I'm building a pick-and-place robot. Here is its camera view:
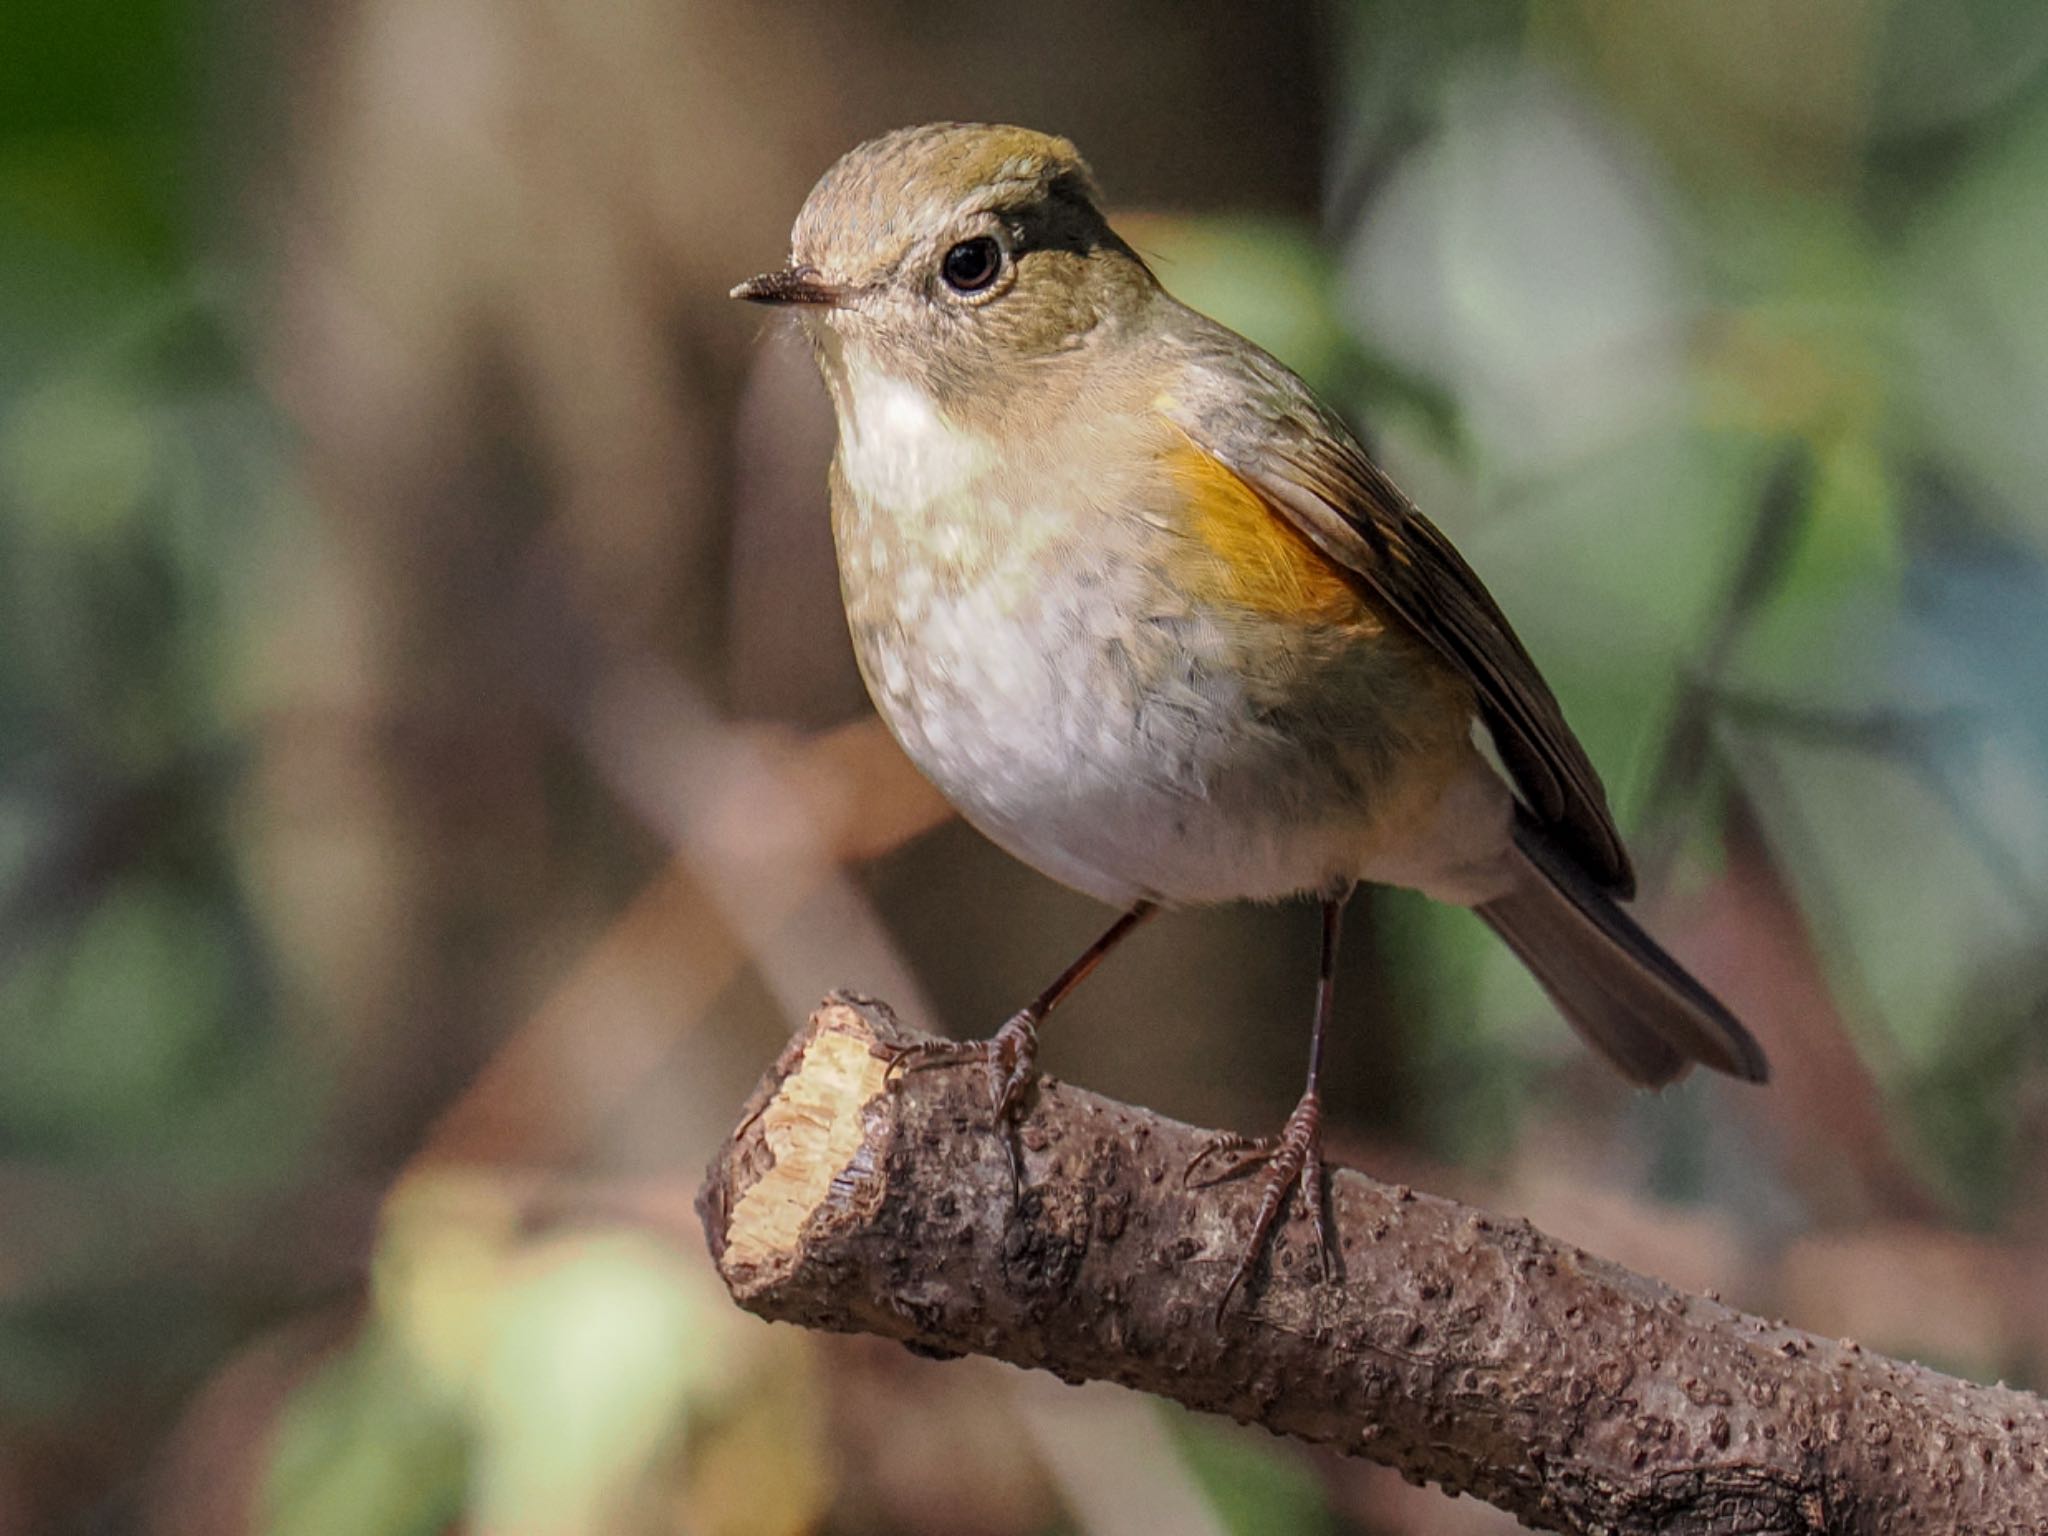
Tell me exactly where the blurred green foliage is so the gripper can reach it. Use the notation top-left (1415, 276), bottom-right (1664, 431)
top-left (0, 0), bottom-right (189, 267)
top-left (1167, 1408), bottom-right (1337, 1536)
top-left (270, 1181), bottom-right (763, 1536)
top-left (1301, 0), bottom-right (2048, 1203)
top-left (1, 0), bottom-right (311, 1433)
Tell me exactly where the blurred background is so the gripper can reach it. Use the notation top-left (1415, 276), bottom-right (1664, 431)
top-left (5, 0), bottom-right (2048, 1531)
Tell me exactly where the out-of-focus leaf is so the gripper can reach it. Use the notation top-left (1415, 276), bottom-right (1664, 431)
top-left (1797, 431), bottom-right (1903, 596)
top-left (1908, 553), bottom-right (2048, 860)
top-left (1340, 56), bottom-right (1693, 477)
top-left (0, 228), bottom-right (150, 381)
top-left (1464, 421), bottom-right (1772, 824)
top-left (1334, 0), bottom-right (1533, 212)
top-left (1119, 213), bottom-right (1345, 392)
top-left (264, 1330), bottom-right (467, 1536)
top-left (1870, 0), bottom-right (2048, 138)
top-left (0, 877), bottom-right (237, 1139)
top-left (372, 1174), bottom-right (528, 1410)
top-left (1333, 50), bottom-right (1783, 1144)
top-left (0, 0), bottom-right (190, 267)
top-left (0, 374), bottom-right (159, 541)
top-left (365, 1175), bottom-right (796, 1535)
top-left (1902, 94), bottom-right (2048, 551)
top-left (1727, 718), bottom-right (2028, 1069)
top-left (470, 1233), bottom-right (716, 1534)
top-left (1728, 438), bottom-right (1902, 698)
top-left (1899, 1006), bottom-right (2037, 1229)
top-left (1164, 1407), bottom-right (1334, 1536)
top-left (1713, 534), bottom-right (2048, 1217)
top-left (1721, 548), bottom-right (2048, 1074)
top-left (1692, 195), bottom-right (1894, 439)
top-left (680, 1327), bottom-right (832, 1536)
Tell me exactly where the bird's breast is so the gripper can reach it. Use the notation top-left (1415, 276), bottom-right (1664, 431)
top-left (824, 378), bottom-right (1475, 905)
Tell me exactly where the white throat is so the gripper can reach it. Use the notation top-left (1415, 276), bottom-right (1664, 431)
top-left (835, 370), bottom-right (992, 513)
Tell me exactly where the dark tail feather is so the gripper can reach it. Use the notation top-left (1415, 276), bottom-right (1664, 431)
top-left (1477, 809), bottom-right (1769, 1088)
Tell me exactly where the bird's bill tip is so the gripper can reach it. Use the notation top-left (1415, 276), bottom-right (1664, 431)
top-left (730, 267), bottom-right (845, 306)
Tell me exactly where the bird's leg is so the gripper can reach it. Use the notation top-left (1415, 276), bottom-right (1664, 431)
top-left (1186, 894), bottom-right (1347, 1318)
top-left (880, 901), bottom-right (1157, 1180)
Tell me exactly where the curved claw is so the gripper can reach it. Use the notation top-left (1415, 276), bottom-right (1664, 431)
top-left (878, 1037), bottom-right (982, 1089)
top-left (1183, 1132), bottom-right (1271, 1189)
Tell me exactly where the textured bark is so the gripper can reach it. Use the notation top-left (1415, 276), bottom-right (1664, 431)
top-left (697, 998), bottom-right (2048, 1535)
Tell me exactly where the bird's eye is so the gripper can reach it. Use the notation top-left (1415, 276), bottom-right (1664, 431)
top-left (940, 237), bottom-right (1003, 294)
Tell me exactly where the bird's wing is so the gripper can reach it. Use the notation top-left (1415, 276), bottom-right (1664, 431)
top-left (1166, 349), bottom-right (1635, 896)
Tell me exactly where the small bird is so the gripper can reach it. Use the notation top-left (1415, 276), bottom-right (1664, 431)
top-left (734, 123), bottom-right (1767, 1305)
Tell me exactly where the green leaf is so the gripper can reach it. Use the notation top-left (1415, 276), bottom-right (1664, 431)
top-left (265, 1331), bottom-right (469, 1536)
top-left (1901, 93), bottom-right (2048, 550)
top-left (1164, 1406), bottom-right (1335, 1536)
top-left (1462, 421), bottom-right (1773, 824)
top-left (1122, 213), bottom-right (1345, 392)
top-left (468, 1234), bottom-right (715, 1532)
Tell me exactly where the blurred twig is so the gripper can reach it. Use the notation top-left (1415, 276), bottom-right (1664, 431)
top-left (1625, 446), bottom-right (1945, 1222)
top-left (412, 714), bottom-right (947, 1169)
top-left (1682, 801), bottom-right (1944, 1224)
top-left (1635, 442), bottom-right (1810, 876)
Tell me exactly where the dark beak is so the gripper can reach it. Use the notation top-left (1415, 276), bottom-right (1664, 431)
top-left (730, 266), bottom-right (847, 307)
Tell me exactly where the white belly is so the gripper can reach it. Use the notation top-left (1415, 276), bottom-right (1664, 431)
top-left (851, 567), bottom-right (1397, 908)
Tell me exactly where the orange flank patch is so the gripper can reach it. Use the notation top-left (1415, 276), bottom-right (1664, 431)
top-left (1163, 440), bottom-right (1378, 630)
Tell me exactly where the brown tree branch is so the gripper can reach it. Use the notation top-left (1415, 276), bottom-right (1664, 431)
top-left (696, 998), bottom-right (2048, 1536)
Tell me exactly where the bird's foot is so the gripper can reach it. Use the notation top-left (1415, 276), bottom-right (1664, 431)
top-left (877, 1009), bottom-right (1042, 1193)
top-left (880, 1009), bottom-right (1042, 1119)
top-left (1185, 1090), bottom-right (1334, 1319)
